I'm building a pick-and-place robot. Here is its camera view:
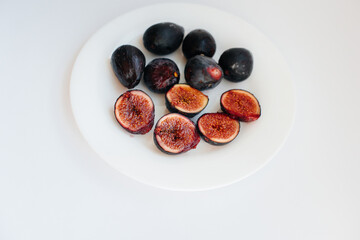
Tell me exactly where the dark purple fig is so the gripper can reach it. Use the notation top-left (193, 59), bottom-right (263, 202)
top-left (143, 22), bottom-right (184, 55)
top-left (111, 45), bottom-right (145, 88)
top-left (144, 58), bottom-right (180, 93)
top-left (182, 29), bottom-right (216, 59)
top-left (218, 48), bottom-right (253, 82)
top-left (185, 55), bottom-right (223, 90)
top-left (114, 90), bottom-right (154, 134)
top-left (154, 113), bottom-right (200, 154)
top-left (220, 89), bottom-right (261, 122)
top-left (165, 84), bottom-right (208, 118)
top-left (197, 113), bottom-right (240, 145)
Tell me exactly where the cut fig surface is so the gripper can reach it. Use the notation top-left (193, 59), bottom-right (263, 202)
top-left (154, 113), bottom-right (200, 154)
top-left (165, 84), bottom-right (209, 117)
top-left (197, 113), bottom-right (240, 145)
top-left (114, 90), bottom-right (155, 134)
top-left (144, 58), bottom-right (180, 93)
top-left (220, 89), bottom-right (261, 122)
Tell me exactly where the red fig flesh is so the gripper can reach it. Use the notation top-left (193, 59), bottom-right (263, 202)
top-left (114, 90), bottom-right (155, 134)
top-left (220, 89), bottom-right (261, 122)
top-left (197, 113), bottom-right (240, 145)
top-left (144, 58), bottom-right (180, 93)
top-left (165, 84), bottom-right (208, 118)
top-left (154, 113), bottom-right (200, 154)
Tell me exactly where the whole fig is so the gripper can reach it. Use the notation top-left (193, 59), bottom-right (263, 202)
top-left (111, 45), bottom-right (145, 89)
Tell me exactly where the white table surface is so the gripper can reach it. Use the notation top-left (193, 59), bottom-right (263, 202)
top-left (1, 0), bottom-right (359, 239)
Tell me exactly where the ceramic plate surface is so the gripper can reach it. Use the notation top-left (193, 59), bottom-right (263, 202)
top-left (70, 3), bottom-right (295, 191)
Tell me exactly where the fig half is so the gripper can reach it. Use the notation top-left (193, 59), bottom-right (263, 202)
top-left (197, 113), bottom-right (240, 145)
top-left (144, 58), bottom-right (180, 93)
top-left (220, 89), bottom-right (261, 122)
top-left (165, 84), bottom-right (209, 118)
top-left (114, 90), bottom-right (155, 134)
top-left (154, 113), bottom-right (200, 154)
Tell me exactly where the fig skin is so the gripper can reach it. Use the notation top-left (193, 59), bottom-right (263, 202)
top-left (154, 113), bottom-right (200, 154)
top-left (182, 29), bottom-right (216, 59)
top-left (220, 89), bottom-right (261, 122)
top-left (114, 90), bottom-right (155, 134)
top-left (144, 58), bottom-right (180, 93)
top-left (111, 45), bottom-right (145, 89)
top-left (165, 84), bottom-right (209, 118)
top-left (143, 22), bottom-right (184, 55)
top-left (197, 113), bottom-right (240, 145)
top-left (218, 48), bottom-right (253, 82)
top-left (185, 55), bottom-right (223, 91)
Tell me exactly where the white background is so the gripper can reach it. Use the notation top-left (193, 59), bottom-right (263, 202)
top-left (1, 0), bottom-right (359, 239)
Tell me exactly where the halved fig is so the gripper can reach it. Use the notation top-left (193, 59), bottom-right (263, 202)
top-left (220, 89), bottom-right (261, 122)
top-left (165, 84), bottom-right (209, 118)
top-left (154, 113), bottom-right (200, 154)
top-left (144, 58), bottom-right (180, 93)
top-left (114, 90), bottom-right (155, 134)
top-left (197, 113), bottom-right (240, 145)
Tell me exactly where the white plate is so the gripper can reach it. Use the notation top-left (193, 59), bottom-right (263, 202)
top-left (70, 3), bottom-right (295, 191)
